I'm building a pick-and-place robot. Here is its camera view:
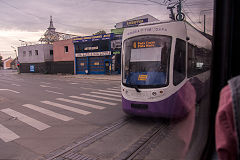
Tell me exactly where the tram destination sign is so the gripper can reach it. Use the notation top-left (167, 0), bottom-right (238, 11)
top-left (75, 51), bottom-right (111, 57)
top-left (133, 41), bottom-right (156, 49)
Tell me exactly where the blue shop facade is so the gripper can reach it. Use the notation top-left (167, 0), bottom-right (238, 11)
top-left (73, 33), bottom-right (121, 74)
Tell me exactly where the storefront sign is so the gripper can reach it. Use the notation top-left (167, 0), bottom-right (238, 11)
top-left (73, 33), bottom-right (114, 43)
top-left (76, 51), bottom-right (111, 57)
top-left (30, 65), bottom-right (35, 72)
top-left (123, 18), bottom-right (148, 28)
top-left (111, 28), bottom-right (124, 35)
top-left (113, 51), bottom-right (121, 54)
top-left (84, 46), bottom-right (98, 51)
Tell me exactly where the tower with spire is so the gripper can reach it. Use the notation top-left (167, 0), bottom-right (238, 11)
top-left (48, 16), bottom-right (56, 32)
top-left (39, 16), bottom-right (59, 44)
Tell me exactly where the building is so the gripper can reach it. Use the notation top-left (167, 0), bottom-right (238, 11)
top-left (18, 44), bottom-right (53, 73)
top-left (52, 39), bottom-right (75, 74)
top-left (10, 58), bottom-right (18, 69)
top-left (70, 14), bottom-right (159, 75)
top-left (73, 34), bottom-right (114, 74)
top-left (18, 16), bottom-right (78, 74)
top-left (3, 57), bottom-right (13, 69)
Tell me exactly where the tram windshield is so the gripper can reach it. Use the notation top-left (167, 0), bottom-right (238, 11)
top-left (122, 35), bottom-right (172, 88)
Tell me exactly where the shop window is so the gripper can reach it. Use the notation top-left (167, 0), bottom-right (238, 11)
top-left (64, 46), bottom-right (68, 53)
top-left (23, 51), bottom-right (26, 57)
top-left (173, 38), bottom-right (186, 86)
top-left (94, 62), bottom-right (100, 66)
top-left (29, 51), bottom-right (32, 56)
top-left (50, 50), bottom-right (53, 56)
top-left (35, 50), bottom-right (38, 56)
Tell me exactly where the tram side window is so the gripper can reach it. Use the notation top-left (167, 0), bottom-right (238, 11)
top-left (187, 43), bottom-right (197, 77)
top-left (173, 38), bottom-right (186, 86)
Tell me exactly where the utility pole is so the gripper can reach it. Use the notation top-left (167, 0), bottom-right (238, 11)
top-left (199, 9), bottom-right (213, 34)
top-left (204, 14), bottom-right (206, 33)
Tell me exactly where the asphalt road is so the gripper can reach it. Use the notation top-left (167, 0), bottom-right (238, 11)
top-left (0, 70), bottom-right (210, 160)
top-left (0, 70), bottom-right (127, 160)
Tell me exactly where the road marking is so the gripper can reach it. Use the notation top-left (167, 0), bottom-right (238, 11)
top-left (0, 124), bottom-right (20, 142)
top-left (98, 89), bottom-right (121, 94)
top-left (113, 86), bottom-right (120, 89)
top-left (80, 87), bottom-right (95, 90)
top-left (0, 89), bottom-right (20, 93)
top-left (70, 83), bottom-right (78, 85)
top-left (90, 92), bottom-right (122, 98)
top-left (45, 90), bottom-right (64, 95)
top-left (56, 98), bottom-right (105, 110)
top-left (11, 84), bottom-right (21, 87)
top-left (81, 94), bottom-right (121, 102)
top-left (40, 85), bottom-right (60, 89)
top-left (22, 104), bottom-right (73, 122)
top-left (70, 96), bottom-right (117, 106)
top-left (41, 101), bottom-right (91, 115)
top-left (107, 88), bottom-right (121, 91)
top-left (1, 108), bottom-right (50, 131)
top-left (41, 82), bottom-right (51, 84)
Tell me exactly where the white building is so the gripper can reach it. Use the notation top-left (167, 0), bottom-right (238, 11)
top-left (18, 44), bottom-right (53, 63)
top-left (17, 44), bottom-right (53, 73)
top-left (3, 57), bottom-right (13, 69)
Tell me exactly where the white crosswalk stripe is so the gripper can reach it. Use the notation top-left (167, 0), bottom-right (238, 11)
top-left (22, 104), bottom-right (73, 121)
top-left (45, 90), bottom-right (64, 95)
top-left (41, 101), bottom-right (91, 115)
top-left (56, 98), bottom-right (105, 110)
top-left (107, 88), bottom-right (121, 91)
top-left (0, 124), bottom-right (20, 142)
top-left (70, 96), bottom-right (117, 106)
top-left (113, 86), bottom-right (120, 89)
top-left (1, 108), bottom-right (50, 131)
top-left (90, 92), bottom-right (122, 98)
top-left (80, 94), bottom-right (121, 102)
top-left (98, 89), bottom-right (121, 94)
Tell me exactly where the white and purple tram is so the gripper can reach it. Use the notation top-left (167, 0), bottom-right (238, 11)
top-left (121, 21), bottom-right (212, 118)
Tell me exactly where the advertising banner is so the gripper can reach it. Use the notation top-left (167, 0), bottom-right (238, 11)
top-left (73, 33), bottom-right (114, 43)
top-left (123, 18), bottom-right (148, 28)
top-left (75, 51), bottom-right (111, 57)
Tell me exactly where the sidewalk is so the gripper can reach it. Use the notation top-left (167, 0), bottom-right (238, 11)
top-left (62, 74), bottom-right (121, 81)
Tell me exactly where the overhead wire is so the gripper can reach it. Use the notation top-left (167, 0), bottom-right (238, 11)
top-left (181, 1), bottom-right (203, 31)
top-left (90, 0), bottom-right (155, 5)
top-left (0, 0), bottom-right (44, 20)
top-left (0, 0), bottom-right (104, 32)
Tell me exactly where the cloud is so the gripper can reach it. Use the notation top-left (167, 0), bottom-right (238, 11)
top-left (0, 0), bottom-right (214, 55)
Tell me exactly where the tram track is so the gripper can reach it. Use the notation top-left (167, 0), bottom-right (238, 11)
top-left (44, 117), bottom-right (131, 160)
top-left (43, 117), bottom-right (170, 160)
top-left (114, 120), bottom-right (170, 160)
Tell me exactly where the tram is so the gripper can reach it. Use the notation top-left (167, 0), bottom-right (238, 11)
top-left (121, 20), bottom-right (212, 118)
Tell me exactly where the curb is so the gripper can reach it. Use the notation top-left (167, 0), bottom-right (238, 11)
top-left (62, 75), bottom-right (121, 81)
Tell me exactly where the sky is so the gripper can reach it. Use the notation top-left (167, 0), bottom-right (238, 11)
top-left (0, 0), bottom-right (213, 59)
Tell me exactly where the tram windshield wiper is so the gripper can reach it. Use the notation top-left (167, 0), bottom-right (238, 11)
top-left (133, 85), bottom-right (141, 92)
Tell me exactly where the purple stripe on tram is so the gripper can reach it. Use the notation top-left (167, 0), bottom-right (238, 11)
top-left (122, 81), bottom-right (196, 119)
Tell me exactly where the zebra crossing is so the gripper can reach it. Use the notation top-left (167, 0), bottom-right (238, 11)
top-left (0, 86), bottom-right (121, 143)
